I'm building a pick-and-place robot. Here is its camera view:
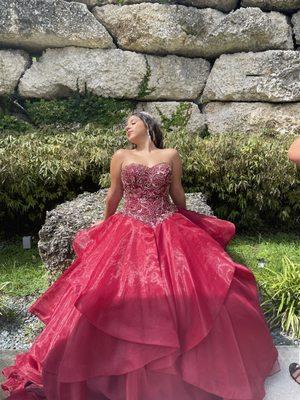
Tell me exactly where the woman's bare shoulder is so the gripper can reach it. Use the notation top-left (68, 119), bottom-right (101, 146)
top-left (163, 148), bottom-right (181, 159)
top-left (113, 148), bottom-right (130, 155)
top-left (164, 147), bottom-right (179, 153)
top-left (111, 149), bottom-right (131, 159)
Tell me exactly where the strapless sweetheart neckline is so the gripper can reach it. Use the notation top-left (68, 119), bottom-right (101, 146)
top-left (121, 161), bottom-right (172, 173)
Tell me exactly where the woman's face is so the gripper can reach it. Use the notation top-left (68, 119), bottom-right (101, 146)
top-left (125, 116), bottom-right (147, 143)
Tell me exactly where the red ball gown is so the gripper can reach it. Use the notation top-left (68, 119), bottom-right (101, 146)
top-left (1, 162), bottom-right (280, 400)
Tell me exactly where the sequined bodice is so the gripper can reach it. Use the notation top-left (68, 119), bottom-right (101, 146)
top-left (119, 162), bottom-right (178, 228)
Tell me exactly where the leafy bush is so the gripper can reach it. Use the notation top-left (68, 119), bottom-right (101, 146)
top-left (170, 129), bottom-right (299, 230)
top-left (0, 127), bottom-right (298, 234)
top-left (258, 256), bottom-right (300, 339)
top-left (0, 127), bottom-right (127, 233)
top-left (0, 114), bottom-right (32, 133)
top-left (1, 84), bottom-right (135, 132)
top-left (24, 83), bottom-right (135, 128)
top-left (0, 94), bottom-right (32, 133)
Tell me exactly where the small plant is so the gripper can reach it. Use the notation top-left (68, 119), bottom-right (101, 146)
top-left (258, 256), bottom-right (300, 339)
top-left (137, 56), bottom-right (156, 98)
top-left (156, 102), bottom-right (192, 131)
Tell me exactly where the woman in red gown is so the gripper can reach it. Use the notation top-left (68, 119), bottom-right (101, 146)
top-left (1, 111), bottom-right (280, 400)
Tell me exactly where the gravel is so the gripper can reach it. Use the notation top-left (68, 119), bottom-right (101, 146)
top-left (0, 294), bottom-right (299, 351)
top-left (0, 295), bottom-right (44, 350)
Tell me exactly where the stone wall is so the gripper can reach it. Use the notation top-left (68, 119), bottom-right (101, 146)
top-left (0, 0), bottom-right (300, 134)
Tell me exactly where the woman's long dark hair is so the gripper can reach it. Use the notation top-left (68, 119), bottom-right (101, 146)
top-left (129, 111), bottom-right (164, 149)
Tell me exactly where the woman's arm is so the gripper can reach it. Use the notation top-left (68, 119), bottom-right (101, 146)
top-left (103, 149), bottom-right (125, 220)
top-left (169, 149), bottom-right (186, 209)
top-left (288, 137), bottom-right (300, 164)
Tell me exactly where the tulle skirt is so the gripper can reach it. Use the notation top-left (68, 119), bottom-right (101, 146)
top-left (1, 207), bottom-right (280, 400)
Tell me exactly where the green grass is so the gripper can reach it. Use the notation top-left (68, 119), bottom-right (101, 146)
top-left (0, 236), bottom-right (49, 297)
top-left (227, 232), bottom-right (300, 278)
top-left (0, 232), bottom-right (299, 298)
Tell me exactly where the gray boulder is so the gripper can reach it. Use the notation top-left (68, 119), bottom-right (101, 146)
top-left (292, 11), bottom-right (300, 46)
top-left (70, 0), bottom-right (238, 12)
top-left (38, 189), bottom-right (108, 282)
top-left (93, 4), bottom-right (293, 58)
top-left (241, 0), bottom-right (300, 11)
top-left (64, 0), bottom-right (98, 6)
top-left (202, 50), bottom-right (300, 102)
top-left (18, 47), bottom-right (210, 100)
top-left (0, 50), bottom-right (30, 95)
top-left (203, 101), bottom-right (300, 135)
top-left (0, 0), bottom-right (115, 52)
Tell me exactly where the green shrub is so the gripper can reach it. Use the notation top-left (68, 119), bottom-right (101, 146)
top-left (0, 127), bottom-right (127, 233)
top-left (0, 95), bottom-right (32, 133)
top-left (0, 114), bottom-right (32, 133)
top-left (170, 129), bottom-right (299, 231)
top-left (25, 84), bottom-right (135, 128)
top-left (0, 127), bottom-right (298, 234)
top-left (258, 256), bottom-right (300, 339)
top-left (1, 85), bottom-right (135, 130)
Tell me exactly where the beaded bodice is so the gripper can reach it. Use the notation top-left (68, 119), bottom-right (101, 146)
top-left (119, 162), bottom-right (178, 228)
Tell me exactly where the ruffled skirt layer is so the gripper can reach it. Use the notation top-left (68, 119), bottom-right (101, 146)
top-left (1, 208), bottom-right (280, 400)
